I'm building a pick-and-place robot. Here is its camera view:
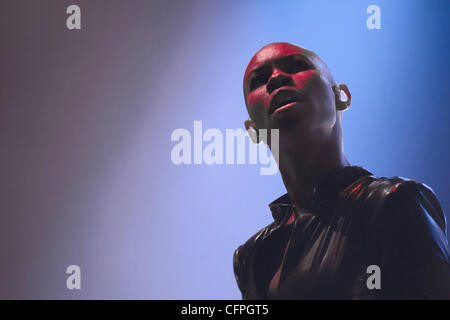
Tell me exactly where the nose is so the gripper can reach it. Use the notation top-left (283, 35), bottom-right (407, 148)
top-left (266, 69), bottom-right (294, 94)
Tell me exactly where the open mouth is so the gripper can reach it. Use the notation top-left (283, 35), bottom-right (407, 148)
top-left (269, 89), bottom-right (304, 115)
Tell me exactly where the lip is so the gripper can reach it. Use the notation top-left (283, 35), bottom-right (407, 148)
top-left (272, 101), bottom-right (301, 115)
top-left (269, 89), bottom-right (305, 115)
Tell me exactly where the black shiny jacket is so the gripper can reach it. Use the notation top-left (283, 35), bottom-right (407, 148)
top-left (233, 166), bottom-right (450, 299)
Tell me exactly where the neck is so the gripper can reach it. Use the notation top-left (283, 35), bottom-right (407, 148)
top-left (276, 127), bottom-right (349, 209)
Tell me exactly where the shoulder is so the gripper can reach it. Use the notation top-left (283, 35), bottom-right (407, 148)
top-left (371, 177), bottom-right (449, 263)
top-left (233, 222), bottom-right (276, 296)
top-left (374, 178), bottom-right (447, 234)
top-left (369, 179), bottom-right (450, 298)
top-left (381, 179), bottom-right (446, 232)
top-left (341, 175), bottom-right (446, 233)
top-left (339, 174), bottom-right (404, 213)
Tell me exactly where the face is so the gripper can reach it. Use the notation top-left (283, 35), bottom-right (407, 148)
top-left (244, 43), bottom-right (337, 136)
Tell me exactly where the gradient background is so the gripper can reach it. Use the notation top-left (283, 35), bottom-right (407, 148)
top-left (1, 0), bottom-right (449, 299)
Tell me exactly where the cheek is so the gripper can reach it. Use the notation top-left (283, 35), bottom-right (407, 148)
top-left (246, 88), bottom-right (269, 114)
top-left (292, 70), bottom-right (336, 129)
top-left (246, 87), bottom-right (268, 107)
top-left (292, 69), bottom-right (320, 90)
top-left (298, 71), bottom-right (334, 107)
top-left (306, 73), bottom-right (337, 127)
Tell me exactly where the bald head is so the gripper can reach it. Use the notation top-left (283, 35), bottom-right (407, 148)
top-left (244, 42), bottom-right (336, 103)
top-left (242, 41), bottom-right (350, 142)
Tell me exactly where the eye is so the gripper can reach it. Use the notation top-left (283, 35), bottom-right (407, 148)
top-left (279, 58), bottom-right (312, 74)
top-left (248, 66), bottom-right (272, 92)
top-left (249, 75), bottom-right (266, 92)
top-left (249, 72), bottom-right (270, 92)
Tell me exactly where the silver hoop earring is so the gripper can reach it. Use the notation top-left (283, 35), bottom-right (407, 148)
top-left (334, 84), bottom-right (351, 111)
top-left (247, 118), bottom-right (260, 144)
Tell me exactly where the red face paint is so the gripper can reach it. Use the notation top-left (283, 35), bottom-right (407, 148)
top-left (243, 43), bottom-right (337, 135)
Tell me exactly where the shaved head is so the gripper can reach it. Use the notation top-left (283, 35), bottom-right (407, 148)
top-left (244, 42), bottom-right (336, 104)
top-left (242, 41), bottom-right (345, 137)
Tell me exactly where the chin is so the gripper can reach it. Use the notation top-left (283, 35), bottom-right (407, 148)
top-left (270, 111), bottom-right (308, 133)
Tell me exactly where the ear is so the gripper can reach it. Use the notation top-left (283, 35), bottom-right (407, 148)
top-left (244, 118), bottom-right (260, 144)
top-left (333, 84), bottom-right (351, 111)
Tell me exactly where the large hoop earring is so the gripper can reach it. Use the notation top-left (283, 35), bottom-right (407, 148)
top-left (247, 118), bottom-right (260, 144)
top-left (334, 84), bottom-right (351, 111)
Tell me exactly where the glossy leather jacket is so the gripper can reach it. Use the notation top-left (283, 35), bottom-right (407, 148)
top-left (233, 166), bottom-right (450, 299)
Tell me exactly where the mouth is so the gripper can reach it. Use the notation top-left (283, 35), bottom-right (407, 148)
top-left (269, 89), bottom-right (305, 115)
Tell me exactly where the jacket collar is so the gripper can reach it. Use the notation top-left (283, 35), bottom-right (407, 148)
top-left (268, 166), bottom-right (373, 225)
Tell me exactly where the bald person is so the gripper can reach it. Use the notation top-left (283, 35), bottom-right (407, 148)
top-left (233, 42), bottom-right (450, 299)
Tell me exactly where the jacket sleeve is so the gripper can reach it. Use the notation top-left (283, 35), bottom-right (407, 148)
top-left (233, 245), bottom-right (248, 299)
top-left (375, 180), bottom-right (450, 299)
top-left (233, 223), bottom-right (275, 299)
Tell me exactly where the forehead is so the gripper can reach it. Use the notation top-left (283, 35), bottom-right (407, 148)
top-left (244, 43), bottom-right (306, 80)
